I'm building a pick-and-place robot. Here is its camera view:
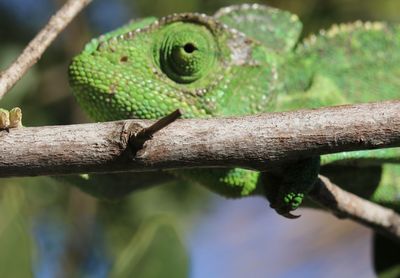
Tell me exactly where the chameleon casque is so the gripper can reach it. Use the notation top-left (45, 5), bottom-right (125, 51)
top-left (68, 3), bottom-right (400, 275)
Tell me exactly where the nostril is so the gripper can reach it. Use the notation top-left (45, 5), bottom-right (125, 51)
top-left (120, 56), bottom-right (128, 63)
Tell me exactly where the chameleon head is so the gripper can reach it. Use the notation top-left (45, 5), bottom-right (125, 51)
top-left (68, 12), bottom-right (279, 121)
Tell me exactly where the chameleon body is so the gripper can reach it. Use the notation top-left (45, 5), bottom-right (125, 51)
top-left (68, 4), bottom-right (400, 274)
top-left (68, 4), bottom-right (400, 212)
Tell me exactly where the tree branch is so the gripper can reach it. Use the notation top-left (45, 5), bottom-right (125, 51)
top-left (0, 100), bottom-right (398, 177)
top-left (0, 100), bottom-right (399, 240)
top-left (0, 0), bottom-right (92, 99)
top-left (310, 176), bottom-right (400, 243)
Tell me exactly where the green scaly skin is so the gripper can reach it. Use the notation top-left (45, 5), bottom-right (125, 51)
top-left (68, 4), bottom-right (400, 218)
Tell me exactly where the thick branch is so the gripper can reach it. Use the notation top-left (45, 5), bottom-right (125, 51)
top-left (0, 0), bottom-right (92, 98)
top-left (310, 176), bottom-right (400, 242)
top-left (0, 100), bottom-right (399, 177)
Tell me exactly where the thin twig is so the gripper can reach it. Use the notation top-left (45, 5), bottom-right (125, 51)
top-left (130, 109), bottom-right (182, 151)
top-left (0, 0), bottom-right (92, 99)
top-left (310, 175), bottom-right (400, 242)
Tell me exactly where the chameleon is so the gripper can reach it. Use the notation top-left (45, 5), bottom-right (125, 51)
top-left (67, 4), bottom-right (400, 213)
top-left (68, 3), bottom-right (400, 275)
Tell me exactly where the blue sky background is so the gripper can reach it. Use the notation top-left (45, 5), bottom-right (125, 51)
top-left (188, 196), bottom-right (374, 278)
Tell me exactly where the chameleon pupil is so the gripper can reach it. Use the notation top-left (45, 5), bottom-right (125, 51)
top-left (184, 43), bottom-right (197, 53)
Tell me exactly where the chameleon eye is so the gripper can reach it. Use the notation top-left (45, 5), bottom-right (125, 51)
top-left (183, 43), bottom-right (197, 53)
top-left (156, 23), bottom-right (217, 84)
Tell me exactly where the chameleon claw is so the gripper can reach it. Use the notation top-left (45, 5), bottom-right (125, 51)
top-left (280, 211), bottom-right (301, 219)
top-left (269, 203), bottom-right (301, 219)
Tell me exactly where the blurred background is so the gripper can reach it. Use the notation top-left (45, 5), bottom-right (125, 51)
top-left (0, 0), bottom-right (399, 277)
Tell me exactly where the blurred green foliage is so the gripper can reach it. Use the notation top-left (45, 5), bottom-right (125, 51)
top-left (1, 0), bottom-right (399, 277)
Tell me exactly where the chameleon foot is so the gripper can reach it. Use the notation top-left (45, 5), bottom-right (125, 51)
top-left (0, 107), bottom-right (22, 130)
top-left (270, 192), bottom-right (304, 219)
top-left (261, 157), bottom-right (320, 219)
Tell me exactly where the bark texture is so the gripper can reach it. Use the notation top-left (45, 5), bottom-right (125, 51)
top-left (0, 100), bottom-right (398, 177)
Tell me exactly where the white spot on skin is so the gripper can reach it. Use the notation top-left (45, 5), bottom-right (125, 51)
top-left (228, 35), bottom-right (253, 65)
top-left (302, 21), bottom-right (387, 47)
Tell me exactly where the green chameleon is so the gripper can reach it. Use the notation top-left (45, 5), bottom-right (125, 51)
top-left (67, 4), bottom-right (400, 212)
top-left (0, 2), bottom-right (397, 275)
top-left (66, 3), bottom-right (400, 275)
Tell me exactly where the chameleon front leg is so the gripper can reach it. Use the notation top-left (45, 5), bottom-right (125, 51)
top-left (174, 159), bottom-right (320, 219)
top-left (261, 149), bottom-right (400, 217)
top-left (261, 156), bottom-right (321, 218)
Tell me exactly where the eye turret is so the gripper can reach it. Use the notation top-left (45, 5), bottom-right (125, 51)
top-left (156, 23), bottom-right (217, 83)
